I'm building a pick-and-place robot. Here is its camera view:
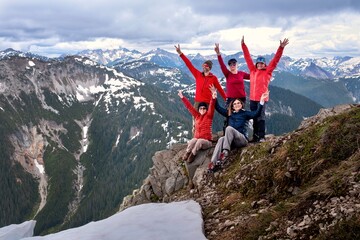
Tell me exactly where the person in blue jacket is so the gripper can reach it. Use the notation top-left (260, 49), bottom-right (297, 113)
top-left (208, 87), bottom-right (269, 172)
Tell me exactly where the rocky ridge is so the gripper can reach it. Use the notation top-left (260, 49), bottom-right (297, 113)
top-left (120, 104), bottom-right (360, 239)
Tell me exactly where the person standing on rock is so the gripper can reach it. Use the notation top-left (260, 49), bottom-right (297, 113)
top-left (175, 44), bottom-right (226, 105)
top-left (214, 43), bottom-right (250, 106)
top-left (178, 85), bottom-right (217, 163)
top-left (241, 36), bottom-right (289, 143)
top-left (208, 87), bottom-right (269, 173)
top-left (175, 44), bottom-right (226, 134)
top-left (214, 43), bottom-right (250, 135)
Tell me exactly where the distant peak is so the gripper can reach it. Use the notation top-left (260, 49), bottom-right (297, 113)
top-left (4, 48), bottom-right (17, 52)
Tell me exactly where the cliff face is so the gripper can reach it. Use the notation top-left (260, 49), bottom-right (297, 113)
top-left (120, 104), bottom-right (360, 240)
top-left (0, 55), bottom-right (192, 234)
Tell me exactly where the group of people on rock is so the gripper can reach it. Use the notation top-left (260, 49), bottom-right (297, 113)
top-left (176, 36), bottom-right (289, 172)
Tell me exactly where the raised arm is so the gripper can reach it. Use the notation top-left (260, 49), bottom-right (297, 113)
top-left (178, 90), bottom-right (198, 117)
top-left (213, 77), bottom-right (227, 100)
top-left (207, 85), bottom-right (217, 118)
top-left (210, 84), bottom-right (226, 117)
top-left (260, 90), bottom-right (270, 104)
top-left (175, 44), bottom-right (199, 77)
top-left (215, 43), bottom-right (230, 77)
top-left (267, 38), bottom-right (289, 72)
top-left (241, 36), bottom-right (256, 72)
top-left (247, 90), bottom-right (270, 119)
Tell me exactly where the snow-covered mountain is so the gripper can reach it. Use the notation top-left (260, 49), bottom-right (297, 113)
top-left (77, 47), bottom-right (142, 65)
top-left (112, 59), bottom-right (193, 91)
top-left (0, 54), bottom-right (192, 235)
top-left (140, 48), bottom-right (183, 68)
top-left (0, 48), bottom-right (50, 62)
top-left (74, 47), bottom-right (360, 79)
top-left (72, 47), bottom-right (360, 104)
top-left (0, 47), bottom-right (358, 239)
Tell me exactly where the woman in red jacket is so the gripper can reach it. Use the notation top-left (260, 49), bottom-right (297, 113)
top-left (241, 36), bottom-right (289, 142)
top-left (214, 43), bottom-right (250, 106)
top-left (178, 87), bottom-right (216, 163)
top-left (175, 44), bottom-right (226, 105)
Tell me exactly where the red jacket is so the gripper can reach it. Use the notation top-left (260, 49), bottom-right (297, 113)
top-left (242, 43), bottom-right (284, 101)
top-left (217, 54), bottom-right (250, 99)
top-left (181, 96), bottom-right (215, 141)
top-left (180, 53), bottom-right (226, 103)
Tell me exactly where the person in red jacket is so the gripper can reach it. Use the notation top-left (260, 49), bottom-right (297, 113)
top-left (241, 36), bottom-right (289, 142)
top-left (214, 43), bottom-right (250, 106)
top-left (175, 44), bottom-right (226, 106)
top-left (178, 87), bottom-right (216, 163)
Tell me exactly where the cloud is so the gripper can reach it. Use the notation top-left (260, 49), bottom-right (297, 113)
top-left (0, 0), bottom-right (359, 58)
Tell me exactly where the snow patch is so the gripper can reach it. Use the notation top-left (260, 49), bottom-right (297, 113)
top-left (0, 220), bottom-right (35, 239)
top-left (115, 134), bottom-right (121, 147)
top-left (129, 130), bottom-right (140, 141)
top-left (0, 82), bottom-right (6, 93)
top-left (5, 200), bottom-right (206, 240)
top-left (34, 160), bottom-right (45, 174)
top-left (82, 126), bottom-right (89, 153)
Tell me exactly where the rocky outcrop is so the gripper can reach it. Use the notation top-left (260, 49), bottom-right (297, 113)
top-left (8, 117), bottom-right (88, 217)
top-left (119, 104), bottom-right (360, 240)
top-left (120, 142), bottom-right (215, 211)
top-left (9, 124), bottom-right (48, 215)
top-left (298, 104), bottom-right (355, 130)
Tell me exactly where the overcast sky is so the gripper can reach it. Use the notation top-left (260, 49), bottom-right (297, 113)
top-left (1, 0), bottom-right (359, 58)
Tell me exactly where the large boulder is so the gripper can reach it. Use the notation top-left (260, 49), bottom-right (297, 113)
top-left (119, 142), bottom-right (214, 211)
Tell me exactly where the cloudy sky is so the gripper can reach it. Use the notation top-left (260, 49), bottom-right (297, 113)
top-left (1, 0), bottom-right (359, 58)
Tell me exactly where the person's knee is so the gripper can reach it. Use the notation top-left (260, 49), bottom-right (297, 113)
top-left (225, 126), bottom-right (233, 134)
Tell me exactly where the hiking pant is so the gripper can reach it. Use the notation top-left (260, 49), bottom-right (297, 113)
top-left (250, 100), bottom-right (266, 140)
top-left (211, 126), bottom-right (248, 164)
top-left (186, 138), bottom-right (212, 155)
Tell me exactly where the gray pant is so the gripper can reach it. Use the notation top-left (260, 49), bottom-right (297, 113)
top-left (211, 126), bottom-right (248, 164)
top-left (186, 138), bottom-right (212, 155)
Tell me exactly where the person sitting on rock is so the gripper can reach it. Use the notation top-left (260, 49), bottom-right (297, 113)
top-left (208, 87), bottom-right (269, 172)
top-left (178, 85), bottom-right (216, 163)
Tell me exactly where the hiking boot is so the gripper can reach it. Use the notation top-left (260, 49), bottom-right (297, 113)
top-left (208, 162), bottom-right (215, 173)
top-left (219, 150), bottom-right (229, 162)
top-left (208, 162), bottom-right (221, 173)
top-left (250, 135), bottom-right (259, 143)
top-left (187, 153), bottom-right (196, 163)
top-left (259, 138), bottom-right (266, 143)
top-left (182, 151), bottom-right (191, 161)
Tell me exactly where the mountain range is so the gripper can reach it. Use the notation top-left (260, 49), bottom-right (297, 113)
top-left (0, 46), bottom-right (358, 235)
top-left (77, 47), bottom-right (360, 106)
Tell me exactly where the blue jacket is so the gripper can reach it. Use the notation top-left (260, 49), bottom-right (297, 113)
top-left (215, 99), bottom-right (263, 137)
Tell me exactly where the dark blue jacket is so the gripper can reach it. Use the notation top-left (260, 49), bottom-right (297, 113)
top-left (215, 99), bottom-right (263, 137)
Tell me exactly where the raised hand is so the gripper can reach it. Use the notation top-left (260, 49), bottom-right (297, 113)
top-left (241, 35), bottom-right (245, 45)
top-left (280, 38), bottom-right (289, 48)
top-left (214, 43), bottom-right (220, 55)
top-left (178, 90), bottom-right (184, 98)
top-left (260, 90), bottom-right (270, 102)
top-left (209, 84), bottom-right (217, 99)
top-left (174, 44), bottom-right (182, 55)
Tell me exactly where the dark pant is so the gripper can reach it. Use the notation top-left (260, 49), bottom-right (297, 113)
top-left (250, 100), bottom-right (266, 140)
